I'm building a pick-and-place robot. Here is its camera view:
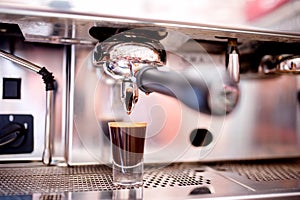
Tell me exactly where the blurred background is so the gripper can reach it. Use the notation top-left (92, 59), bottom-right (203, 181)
top-left (1, 0), bottom-right (300, 33)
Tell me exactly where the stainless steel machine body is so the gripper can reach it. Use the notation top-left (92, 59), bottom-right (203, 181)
top-left (0, 1), bottom-right (300, 199)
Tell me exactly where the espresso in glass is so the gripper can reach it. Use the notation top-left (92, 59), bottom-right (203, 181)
top-left (108, 122), bottom-right (147, 186)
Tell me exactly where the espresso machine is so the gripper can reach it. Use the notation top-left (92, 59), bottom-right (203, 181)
top-left (0, 0), bottom-right (300, 199)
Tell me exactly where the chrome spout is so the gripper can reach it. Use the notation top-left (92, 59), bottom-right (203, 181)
top-left (93, 29), bottom-right (166, 114)
top-left (93, 29), bottom-right (239, 115)
top-left (226, 38), bottom-right (240, 83)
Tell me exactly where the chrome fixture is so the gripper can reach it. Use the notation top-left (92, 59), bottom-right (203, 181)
top-left (260, 54), bottom-right (300, 75)
top-left (277, 55), bottom-right (300, 74)
top-left (93, 29), bottom-right (167, 114)
top-left (93, 29), bottom-right (239, 115)
top-left (226, 38), bottom-right (240, 83)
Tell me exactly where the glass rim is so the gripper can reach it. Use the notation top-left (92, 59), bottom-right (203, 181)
top-left (108, 122), bottom-right (147, 128)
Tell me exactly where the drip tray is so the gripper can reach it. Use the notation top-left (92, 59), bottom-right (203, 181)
top-left (0, 160), bottom-right (300, 199)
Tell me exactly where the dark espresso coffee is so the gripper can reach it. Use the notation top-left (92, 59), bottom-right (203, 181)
top-left (100, 118), bottom-right (119, 140)
top-left (108, 122), bottom-right (147, 167)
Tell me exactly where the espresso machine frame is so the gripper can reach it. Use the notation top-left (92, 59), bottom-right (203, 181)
top-left (0, 2), bottom-right (300, 199)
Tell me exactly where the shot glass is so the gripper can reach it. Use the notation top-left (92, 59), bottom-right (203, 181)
top-left (108, 122), bottom-right (147, 186)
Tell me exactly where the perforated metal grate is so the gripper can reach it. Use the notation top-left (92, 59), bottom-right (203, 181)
top-left (144, 165), bottom-right (210, 188)
top-left (213, 159), bottom-right (300, 182)
top-left (0, 163), bottom-right (211, 195)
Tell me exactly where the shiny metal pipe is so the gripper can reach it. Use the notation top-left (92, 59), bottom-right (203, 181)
top-left (228, 51), bottom-right (240, 83)
top-left (0, 49), bottom-right (42, 72)
top-left (42, 90), bottom-right (54, 165)
top-left (226, 38), bottom-right (240, 83)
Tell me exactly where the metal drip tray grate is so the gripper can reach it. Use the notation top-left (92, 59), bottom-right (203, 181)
top-left (0, 163), bottom-right (211, 195)
top-left (144, 165), bottom-right (210, 188)
top-left (212, 159), bottom-right (300, 182)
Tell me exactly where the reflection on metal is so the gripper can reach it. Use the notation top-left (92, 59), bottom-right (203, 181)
top-left (113, 187), bottom-right (143, 200)
top-left (0, 49), bottom-right (41, 73)
top-left (42, 90), bottom-right (54, 165)
top-left (260, 55), bottom-right (300, 75)
top-left (277, 56), bottom-right (300, 74)
top-left (226, 38), bottom-right (240, 83)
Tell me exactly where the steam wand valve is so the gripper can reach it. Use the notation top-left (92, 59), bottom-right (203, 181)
top-left (226, 38), bottom-right (240, 83)
top-left (0, 49), bottom-right (56, 165)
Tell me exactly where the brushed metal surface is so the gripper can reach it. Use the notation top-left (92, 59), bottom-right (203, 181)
top-left (68, 43), bottom-right (300, 165)
top-left (0, 3), bottom-right (300, 43)
top-left (0, 39), bottom-right (66, 162)
top-left (0, 163), bottom-right (214, 195)
top-left (0, 160), bottom-right (299, 199)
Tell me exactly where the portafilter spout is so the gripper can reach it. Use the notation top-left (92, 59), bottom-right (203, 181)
top-left (93, 29), bottom-right (239, 115)
top-left (93, 29), bottom-right (167, 114)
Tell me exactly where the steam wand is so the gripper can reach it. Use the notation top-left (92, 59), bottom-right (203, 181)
top-left (0, 49), bottom-right (56, 165)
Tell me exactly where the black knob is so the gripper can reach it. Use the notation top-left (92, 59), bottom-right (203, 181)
top-left (0, 122), bottom-right (26, 147)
